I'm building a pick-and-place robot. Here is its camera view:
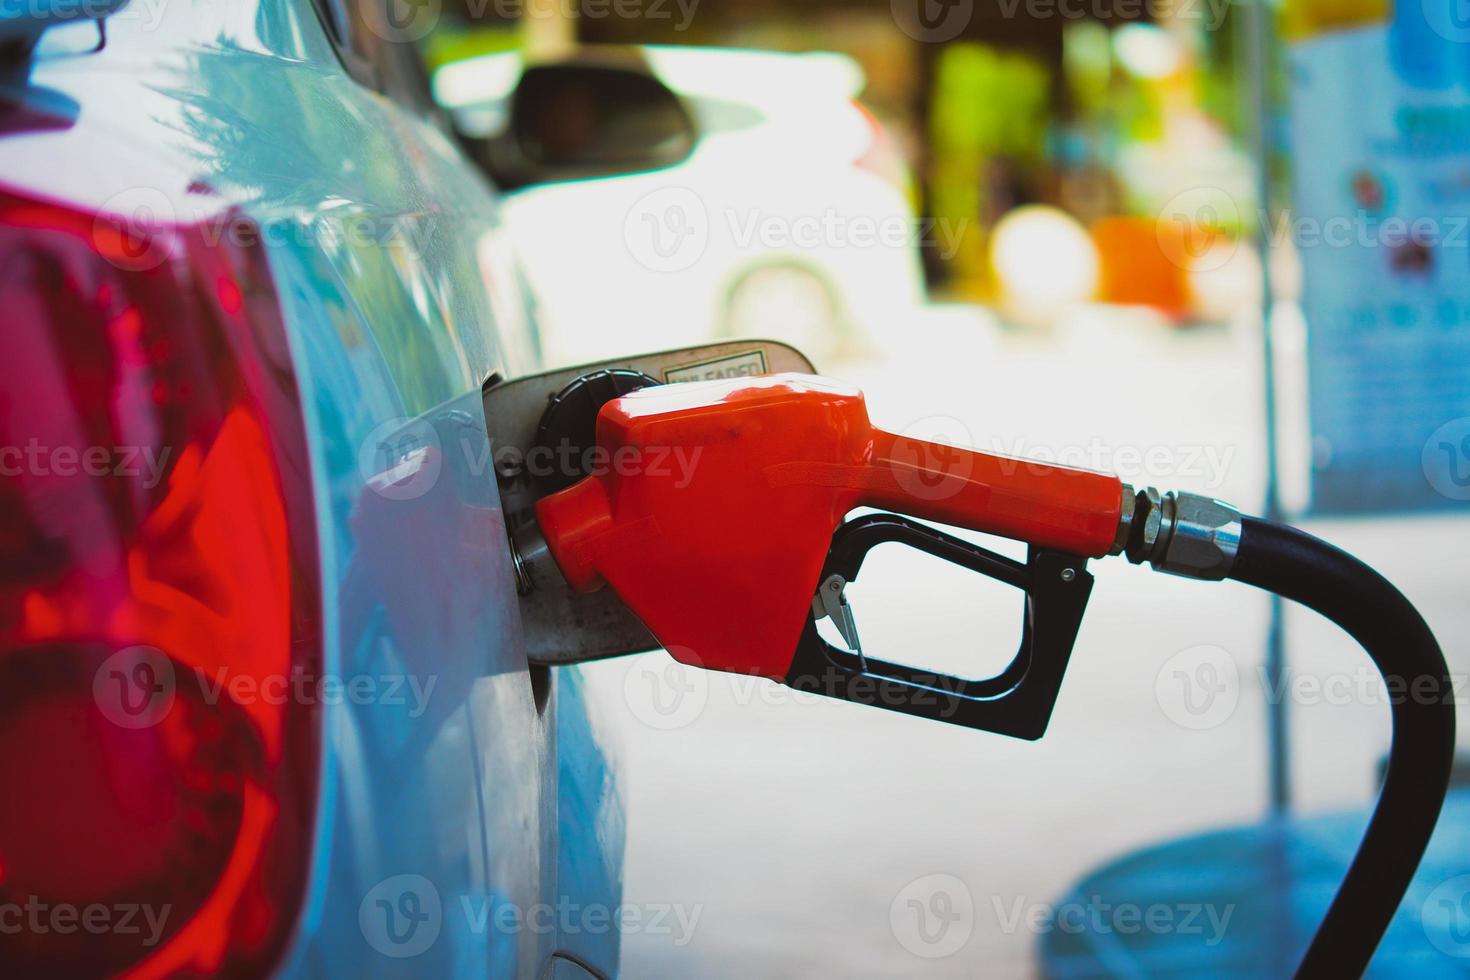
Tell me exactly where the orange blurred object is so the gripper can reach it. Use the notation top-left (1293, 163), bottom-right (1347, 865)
top-left (1090, 216), bottom-right (1194, 319)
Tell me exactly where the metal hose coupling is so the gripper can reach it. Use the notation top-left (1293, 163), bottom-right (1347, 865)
top-left (1120, 487), bottom-right (1243, 580)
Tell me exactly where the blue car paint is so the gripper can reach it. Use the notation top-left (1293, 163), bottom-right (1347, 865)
top-left (5, 0), bottom-right (626, 974)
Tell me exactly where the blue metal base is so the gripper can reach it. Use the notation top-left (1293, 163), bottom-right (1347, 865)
top-left (1040, 791), bottom-right (1470, 977)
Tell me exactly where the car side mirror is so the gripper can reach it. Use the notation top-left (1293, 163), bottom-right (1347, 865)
top-left (481, 61), bottom-right (696, 191)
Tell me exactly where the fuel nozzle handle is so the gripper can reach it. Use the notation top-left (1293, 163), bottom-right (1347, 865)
top-left (859, 426), bottom-right (1126, 558)
top-left (534, 373), bottom-right (1126, 679)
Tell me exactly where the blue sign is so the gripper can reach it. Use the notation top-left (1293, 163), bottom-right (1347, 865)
top-left (1286, 12), bottom-right (1470, 512)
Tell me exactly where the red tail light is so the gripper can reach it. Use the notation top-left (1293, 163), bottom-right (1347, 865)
top-left (0, 189), bottom-right (321, 976)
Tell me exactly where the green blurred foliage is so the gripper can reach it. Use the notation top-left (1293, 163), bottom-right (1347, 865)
top-left (421, 24), bottom-right (522, 72)
top-left (928, 42), bottom-right (1049, 289)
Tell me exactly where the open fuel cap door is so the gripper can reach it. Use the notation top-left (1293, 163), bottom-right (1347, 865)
top-left (484, 341), bottom-right (816, 665)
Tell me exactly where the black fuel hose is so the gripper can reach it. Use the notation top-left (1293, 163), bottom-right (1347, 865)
top-left (1227, 517), bottom-right (1456, 977)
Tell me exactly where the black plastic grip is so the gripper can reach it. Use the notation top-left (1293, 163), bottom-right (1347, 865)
top-left (783, 514), bottom-right (1094, 740)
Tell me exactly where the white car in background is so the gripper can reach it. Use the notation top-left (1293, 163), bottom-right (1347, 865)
top-left (435, 46), bottom-right (928, 366)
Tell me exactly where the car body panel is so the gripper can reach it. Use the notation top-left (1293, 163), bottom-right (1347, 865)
top-left (3, 0), bottom-right (624, 975)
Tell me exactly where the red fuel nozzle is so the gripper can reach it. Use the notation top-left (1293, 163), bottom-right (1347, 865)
top-left (534, 373), bottom-right (1124, 683)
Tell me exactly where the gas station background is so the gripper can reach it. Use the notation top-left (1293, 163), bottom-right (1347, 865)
top-left (430, 0), bottom-right (1265, 316)
top-left (424, 1), bottom-right (1470, 974)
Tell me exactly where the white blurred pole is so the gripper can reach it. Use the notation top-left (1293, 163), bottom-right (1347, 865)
top-left (1240, 0), bottom-right (1290, 815)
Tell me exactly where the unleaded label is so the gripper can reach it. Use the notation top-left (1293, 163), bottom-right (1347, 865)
top-left (662, 349), bottom-right (769, 384)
